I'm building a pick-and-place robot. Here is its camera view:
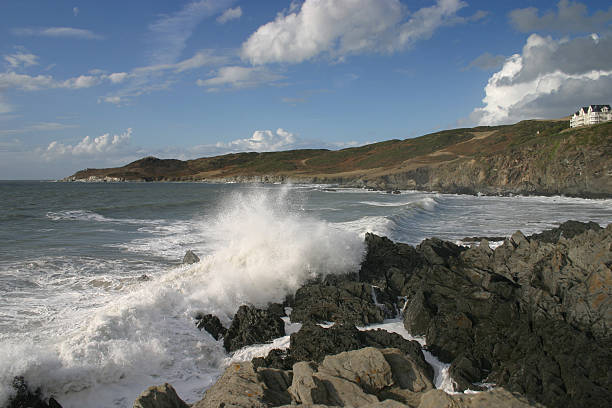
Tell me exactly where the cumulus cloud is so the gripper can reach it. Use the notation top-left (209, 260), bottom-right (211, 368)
top-left (509, 0), bottom-right (612, 33)
top-left (241, 0), bottom-right (467, 65)
top-left (217, 6), bottom-right (242, 24)
top-left (44, 128), bottom-right (132, 159)
top-left (216, 128), bottom-right (297, 152)
top-left (197, 66), bottom-right (284, 90)
top-left (147, 0), bottom-right (235, 65)
top-left (4, 52), bottom-right (39, 69)
top-left (12, 27), bottom-right (103, 40)
top-left (471, 33), bottom-right (612, 125)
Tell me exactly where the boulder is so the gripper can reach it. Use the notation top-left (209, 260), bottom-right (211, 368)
top-left (133, 383), bottom-right (189, 408)
top-left (182, 250), bottom-right (200, 265)
top-left (194, 313), bottom-right (226, 341)
top-left (224, 305), bottom-right (285, 352)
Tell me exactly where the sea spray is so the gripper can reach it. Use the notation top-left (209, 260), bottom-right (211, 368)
top-left (0, 186), bottom-right (365, 408)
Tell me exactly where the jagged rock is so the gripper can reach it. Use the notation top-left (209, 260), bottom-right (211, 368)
top-left (290, 278), bottom-right (387, 325)
top-left (224, 305), bottom-right (285, 352)
top-left (529, 220), bottom-right (602, 243)
top-left (7, 376), bottom-right (62, 408)
top-left (182, 250), bottom-right (200, 264)
top-left (194, 313), bottom-right (226, 340)
top-left (133, 383), bottom-right (189, 408)
top-left (395, 222), bottom-right (612, 408)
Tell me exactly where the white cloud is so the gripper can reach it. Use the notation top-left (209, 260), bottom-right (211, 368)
top-left (147, 0), bottom-right (236, 65)
top-left (215, 128), bottom-right (297, 152)
top-left (4, 52), bottom-right (39, 69)
top-left (73, 7), bottom-right (79, 17)
top-left (509, 0), bottom-right (612, 33)
top-left (217, 6), bottom-right (242, 24)
top-left (471, 33), bottom-right (612, 125)
top-left (107, 72), bottom-right (128, 83)
top-left (44, 128), bottom-right (132, 159)
top-left (241, 0), bottom-right (467, 65)
top-left (0, 72), bottom-right (101, 91)
top-left (12, 27), bottom-right (103, 40)
top-left (197, 66), bottom-right (284, 90)
top-left (99, 96), bottom-right (123, 105)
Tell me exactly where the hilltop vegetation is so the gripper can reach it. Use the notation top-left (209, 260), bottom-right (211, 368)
top-left (64, 120), bottom-right (612, 197)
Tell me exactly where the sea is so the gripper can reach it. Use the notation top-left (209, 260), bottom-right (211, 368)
top-left (1, 181), bottom-right (611, 407)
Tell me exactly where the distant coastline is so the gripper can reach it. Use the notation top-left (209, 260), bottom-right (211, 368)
top-left (62, 119), bottom-right (612, 199)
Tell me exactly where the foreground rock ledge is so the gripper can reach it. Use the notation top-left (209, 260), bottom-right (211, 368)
top-left (136, 348), bottom-right (543, 408)
top-left (131, 221), bottom-right (609, 408)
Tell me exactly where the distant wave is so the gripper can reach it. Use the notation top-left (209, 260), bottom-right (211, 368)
top-left (46, 210), bottom-right (160, 225)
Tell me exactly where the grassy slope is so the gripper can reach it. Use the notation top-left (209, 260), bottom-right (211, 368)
top-left (67, 120), bottom-right (611, 184)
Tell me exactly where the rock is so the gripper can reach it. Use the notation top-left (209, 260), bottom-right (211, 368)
top-left (133, 383), bottom-right (189, 408)
top-left (194, 313), bottom-right (226, 340)
top-left (182, 250), bottom-right (200, 264)
top-left (529, 220), bottom-right (602, 243)
top-left (193, 362), bottom-right (267, 408)
top-left (224, 305), bottom-right (285, 352)
top-left (395, 223), bottom-right (612, 407)
top-left (290, 278), bottom-right (387, 325)
top-left (417, 388), bottom-right (544, 408)
top-left (7, 376), bottom-right (62, 408)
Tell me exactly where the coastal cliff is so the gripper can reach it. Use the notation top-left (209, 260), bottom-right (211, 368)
top-left (63, 120), bottom-right (612, 197)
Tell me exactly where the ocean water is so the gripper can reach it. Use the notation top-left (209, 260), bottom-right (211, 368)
top-left (1, 181), bottom-right (611, 407)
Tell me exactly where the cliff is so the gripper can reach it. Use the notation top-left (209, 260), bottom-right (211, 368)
top-left (63, 120), bottom-right (612, 197)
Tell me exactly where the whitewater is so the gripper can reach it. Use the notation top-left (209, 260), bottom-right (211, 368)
top-left (1, 181), bottom-right (611, 407)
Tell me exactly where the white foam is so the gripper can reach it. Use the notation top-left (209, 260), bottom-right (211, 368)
top-left (0, 187), bottom-right (364, 408)
top-left (46, 210), bottom-right (160, 226)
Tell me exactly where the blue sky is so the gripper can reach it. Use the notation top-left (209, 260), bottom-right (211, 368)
top-left (1, 0), bottom-right (611, 179)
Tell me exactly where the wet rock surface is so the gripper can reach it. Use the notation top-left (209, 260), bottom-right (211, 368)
top-left (182, 250), bottom-right (200, 265)
top-left (223, 305), bottom-right (285, 352)
top-left (7, 377), bottom-right (62, 408)
top-left (129, 220), bottom-right (610, 408)
top-left (133, 383), bottom-right (189, 408)
top-left (194, 313), bottom-right (227, 341)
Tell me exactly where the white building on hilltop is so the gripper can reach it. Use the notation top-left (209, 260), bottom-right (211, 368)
top-left (570, 105), bottom-right (612, 128)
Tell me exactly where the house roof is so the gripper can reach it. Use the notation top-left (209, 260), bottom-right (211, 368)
top-left (589, 104), bottom-right (611, 112)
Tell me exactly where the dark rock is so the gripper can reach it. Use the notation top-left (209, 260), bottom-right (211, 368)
top-left (182, 250), bottom-right (200, 264)
top-left (528, 220), bottom-right (602, 243)
top-left (266, 302), bottom-right (286, 318)
top-left (290, 278), bottom-right (387, 325)
top-left (137, 274), bottom-right (150, 281)
top-left (223, 305), bottom-right (285, 352)
top-left (194, 313), bottom-right (227, 341)
top-left (257, 322), bottom-right (428, 376)
top-left (397, 222), bottom-right (612, 407)
top-left (7, 376), bottom-right (62, 408)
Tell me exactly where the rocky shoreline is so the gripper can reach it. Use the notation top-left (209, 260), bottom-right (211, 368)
top-left (7, 221), bottom-right (612, 408)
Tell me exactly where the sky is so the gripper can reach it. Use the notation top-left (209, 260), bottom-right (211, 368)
top-left (1, 0), bottom-right (611, 179)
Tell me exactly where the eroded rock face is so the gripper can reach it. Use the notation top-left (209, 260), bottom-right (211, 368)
top-left (223, 305), bottom-right (285, 352)
top-left (377, 223), bottom-right (612, 408)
